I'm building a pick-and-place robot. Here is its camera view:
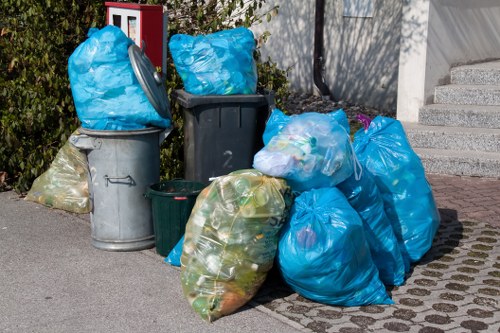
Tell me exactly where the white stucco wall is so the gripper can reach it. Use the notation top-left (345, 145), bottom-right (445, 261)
top-left (324, 0), bottom-right (402, 112)
top-left (251, 2), bottom-right (316, 93)
top-left (251, 0), bottom-right (402, 112)
top-left (397, 0), bottom-right (500, 122)
top-left (252, 1), bottom-right (500, 117)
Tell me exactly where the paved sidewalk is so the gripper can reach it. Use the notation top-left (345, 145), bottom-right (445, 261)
top-left (0, 174), bottom-right (498, 332)
top-left (0, 191), bottom-right (303, 333)
top-left (252, 174), bottom-right (500, 332)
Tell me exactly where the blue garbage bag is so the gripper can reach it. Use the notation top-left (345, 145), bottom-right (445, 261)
top-left (68, 26), bottom-right (171, 130)
top-left (254, 112), bottom-right (354, 192)
top-left (169, 27), bottom-right (257, 95)
top-left (164, 235), bottom-right (184, 267)
top-left (278, 187), bottom-right (393, 306)
top-left (328, 110), bottom-right (408, 285)
top-left (262, 109), bottom-right (289, 145)
top-left (353, 116), bottom-right (440, 263)
top-left (337, 171), bottom-right (409, 285)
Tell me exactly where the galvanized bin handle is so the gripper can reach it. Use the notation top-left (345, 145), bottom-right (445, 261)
top-left (69, 134), bottom-right (102, 151)
top-left (104, 175), bottom-right (136, 187)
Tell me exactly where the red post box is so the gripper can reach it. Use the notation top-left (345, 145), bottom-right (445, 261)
top-left (105, 2), bottom-right (167, 71)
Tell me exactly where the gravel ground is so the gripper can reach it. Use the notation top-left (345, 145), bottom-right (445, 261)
top-left (282, 92), bottom-right (395, 134)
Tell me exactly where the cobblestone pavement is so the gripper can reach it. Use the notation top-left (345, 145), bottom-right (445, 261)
top-left (251, 174), bottom-right (500, 333)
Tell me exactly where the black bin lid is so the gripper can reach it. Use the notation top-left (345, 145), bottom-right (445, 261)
top-left (128, 44), bottom-right (171, 120)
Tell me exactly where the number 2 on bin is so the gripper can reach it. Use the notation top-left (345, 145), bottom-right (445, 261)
top-left (223, 150), bottom-right (233, 169)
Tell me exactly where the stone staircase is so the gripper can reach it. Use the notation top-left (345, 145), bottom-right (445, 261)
top-left (403, 60), bottom-right (500, 178)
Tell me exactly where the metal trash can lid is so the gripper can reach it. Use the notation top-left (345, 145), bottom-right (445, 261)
top-left (128, 44), bottom-right (172, 120)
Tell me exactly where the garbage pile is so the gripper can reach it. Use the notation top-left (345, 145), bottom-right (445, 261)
top-left (25, 23), bottom-right (440, 322)
top-left (172, 109), bottom-right (440, 322)
top-left (162, 26), bottom-right (441, 322)
top-left (258, 110), bottom-right (439, 297)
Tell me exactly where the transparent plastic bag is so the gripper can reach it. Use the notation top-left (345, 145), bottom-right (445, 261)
top-left (68, 25), bottom-right (171, 130)
top-left (262, 108), bottom-right (349, 145)
top-left (278, 187), bottom-right (393, 306)
top-left (180, 169), bottom-right (292, 322)
top-left (254, 112), bottom-right (354, 191)
top-left (169, 27), bottom-right (257, 95)
top-left (353, 116), bottom-right (440, 263)
top-left (25, 132), bottom-right (91, 214)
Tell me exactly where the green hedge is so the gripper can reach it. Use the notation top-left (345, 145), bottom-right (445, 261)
top-left (0, 0), bottom-right (289, 193)
top-left (0, 0), bottom-right (106, 192)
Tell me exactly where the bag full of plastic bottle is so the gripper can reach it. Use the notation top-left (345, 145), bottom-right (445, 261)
top-left (253, 111), bottom-right (354, 192)
top-left (180, 169), bottom-right (293, 322)
top-left (278, 187), bottom-right (393, 306)
top-left (353, 116), bottom-right (440, 263)
top-left (68, 25), bottom-right (171, 130)
top-left (169, 27), bottom-right (257, 95)
top-left (262, 108), bottom-right (350, 145)
top-left (25, 130), bottom-right (91, 214)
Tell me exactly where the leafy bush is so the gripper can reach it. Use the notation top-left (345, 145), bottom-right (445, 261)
top-left (0, 0), bottom-right (290, 192)
top-left (0, 0), bottom-right (105, 193)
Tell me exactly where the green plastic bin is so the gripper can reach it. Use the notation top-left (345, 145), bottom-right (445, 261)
top-left (145, 180), bottom-right (205, 256)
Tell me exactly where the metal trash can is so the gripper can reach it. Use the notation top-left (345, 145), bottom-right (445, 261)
top-left (70, 44), bottom-right (172, 251)
top-left (145, 180), bottom-right (205, 256)
top-left (172, 89), bottom-right (274, 184)
top-left (70, 127), bottom-right (171, 251)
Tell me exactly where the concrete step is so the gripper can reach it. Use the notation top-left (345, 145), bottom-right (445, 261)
top-left (404, 122), bottom-right (500, 153)
top-left (414, 148), bottom-right (500, 178)
top-left (419, 104), bottom-right (500, 129)
top-left (434, 84), bottom-right (500, 106)
top-left (451, 60), bottom-right (500, 85)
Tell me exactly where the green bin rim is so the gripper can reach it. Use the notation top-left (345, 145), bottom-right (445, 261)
top-left (145, 180), bottom-right (205, 198)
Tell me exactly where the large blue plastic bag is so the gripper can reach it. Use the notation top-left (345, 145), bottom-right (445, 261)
top-left (353, 116), bottom-right (440, 263)
top-left (254, 112), bottom-right (354, 192)
top-left (278, 187), bottom-right (393, 306)
top-left (337, 171), bottom-right (408, 286)
top-left (68, 26), bottom-right (171, 130)
top-left (169, 27), bottom-right (257, 95)
top-left (326, 110), bottom-right (408, 285)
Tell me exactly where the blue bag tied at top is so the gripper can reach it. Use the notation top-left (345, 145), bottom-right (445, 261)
top-left (168, 27), bottom-right (257, 95)
top-left (328, 110), bottom-right (408, 285)
top-left (68, 25), bottom-right (171, 130)
top-left (278, 187), bottom-right (393, 306)
top-left (353, 116), bottom-right (440, 263)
